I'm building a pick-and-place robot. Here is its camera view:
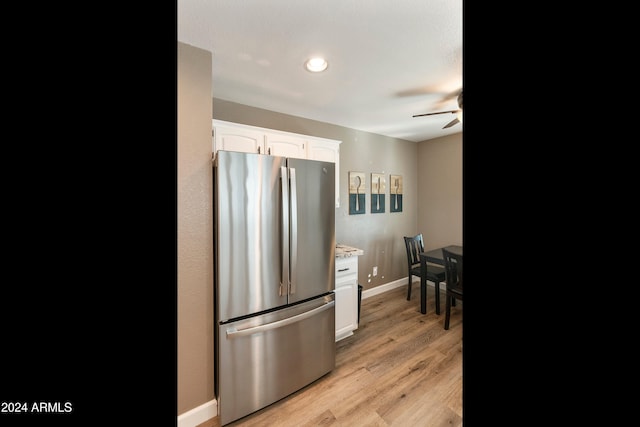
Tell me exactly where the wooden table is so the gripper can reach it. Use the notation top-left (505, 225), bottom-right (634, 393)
top-left (419, 245), bottom-right (463, 314)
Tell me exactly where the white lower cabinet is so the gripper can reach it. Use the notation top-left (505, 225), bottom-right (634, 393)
top-left (335, 256), bottom-right (359, 341)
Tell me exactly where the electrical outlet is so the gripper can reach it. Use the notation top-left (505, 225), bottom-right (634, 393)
top-left (373, 266), bottom-right (378, 276)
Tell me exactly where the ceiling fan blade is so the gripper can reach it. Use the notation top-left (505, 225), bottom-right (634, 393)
top-left (433, 88), bottom-right (462, 109)
top-left (412, 110), bottom-right (457, 118)
top-left (413, 89), bottom-right (462, 129)
top-left (443, 118), bottom-right (460, 129)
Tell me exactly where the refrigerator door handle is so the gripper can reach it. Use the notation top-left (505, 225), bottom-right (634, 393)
top-left (289, 167), bottom-right (298, 295)
top-left (225, 301), bottom-right (335, 338)
top-left (281, 165), bottom-right (290, 296)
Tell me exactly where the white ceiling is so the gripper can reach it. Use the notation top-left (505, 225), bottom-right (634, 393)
top-left (178, 0), bottom-right (462, 143)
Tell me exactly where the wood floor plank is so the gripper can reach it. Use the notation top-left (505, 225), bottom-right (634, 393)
top-left (205, 282), bottom-right (462, 427)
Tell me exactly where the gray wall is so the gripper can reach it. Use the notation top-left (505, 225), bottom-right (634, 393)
top-left (177, 42), bottom-right (214, 416)
top-left (417, 133), bottom-right (463, 250)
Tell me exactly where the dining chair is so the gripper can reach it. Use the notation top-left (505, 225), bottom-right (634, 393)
top-left (403, 234), bottom-right (446, 313)
top-left (442, 247), bottom-right (463, 330)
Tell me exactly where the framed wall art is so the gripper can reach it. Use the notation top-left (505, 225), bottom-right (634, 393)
top-left (348, 171), bottom-right (366, 215)
top-left (390, 174), bottom-right (403, 212)
top-left (371, 173), bottom-right (386, 213)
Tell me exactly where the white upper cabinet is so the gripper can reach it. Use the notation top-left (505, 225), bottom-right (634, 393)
top-left (264, 132), bottom-right (307, 159)
top-left (212, 123), bottom-right (265, 154)
top-left (213, 119), bottom-right (342, 207)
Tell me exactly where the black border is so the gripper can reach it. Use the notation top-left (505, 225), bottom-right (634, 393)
top-left (2, 4), bottom-right (176, 426)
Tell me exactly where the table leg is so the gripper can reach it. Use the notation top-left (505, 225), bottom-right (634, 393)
top-left (420, 256), bottom-right (427, 314)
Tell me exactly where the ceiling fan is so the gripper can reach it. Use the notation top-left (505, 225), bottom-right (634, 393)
top-left (412, 90), bottom-right (463, 129)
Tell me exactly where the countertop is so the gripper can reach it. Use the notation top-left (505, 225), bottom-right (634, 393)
top-left (335, 244), bottom-right (364, 258)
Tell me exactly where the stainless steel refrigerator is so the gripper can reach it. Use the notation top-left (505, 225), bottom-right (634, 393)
top-left (213, 150), bottom-right (336, 426)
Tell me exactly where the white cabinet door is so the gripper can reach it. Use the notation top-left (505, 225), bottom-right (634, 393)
top-left (335, 283), bottom-right (356, 340)
top-left (308, 140), bottom-right (340, 207)
top-left (308, 139), bottom-right (339, 163)
top-left (213, 124), bottom-right (265, 155)
top-left (335, 256), bottom-right (358, 341)
top-left (265, 132), bottom-right (307, 158)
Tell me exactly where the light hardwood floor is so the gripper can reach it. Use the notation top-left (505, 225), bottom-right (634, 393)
top-left (201, 282), bottom-right (462, 427)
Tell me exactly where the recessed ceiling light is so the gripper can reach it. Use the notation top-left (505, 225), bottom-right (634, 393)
top-left (305, 57), bottom-right (328, 72)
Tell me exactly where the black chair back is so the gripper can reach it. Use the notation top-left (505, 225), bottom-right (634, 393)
top-left (404, 234), bottom-right (424, 270)
top-left (442, 247), bottom-right (463, 329)
top-left (442, 248), bottom-right (463, 296)
top-left (403, 234), bottom-right (447, 314)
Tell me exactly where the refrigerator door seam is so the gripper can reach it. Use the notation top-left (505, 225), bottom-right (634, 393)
top-left (225, 301), bottom-right (334, 338)
top-left (289, 166), bottom-right (298, 295)
top-left (280, 165), bottom-right (290, 296)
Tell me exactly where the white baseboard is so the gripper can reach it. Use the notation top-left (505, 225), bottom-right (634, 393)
top-left (361, 276), bottom-right (440, 300)
top-left (361, 277), bottom-right (405, 299)
top-left (177, 399), bottom-right (217, 427)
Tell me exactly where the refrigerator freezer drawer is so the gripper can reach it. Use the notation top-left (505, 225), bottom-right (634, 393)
top-left (217, 294), bottom-right (336, 426)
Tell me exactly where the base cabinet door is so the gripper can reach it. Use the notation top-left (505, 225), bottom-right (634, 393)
top-left (335, 282), bottom-right (357, 341)
top-left (335, 256), bottom-right (358, 341)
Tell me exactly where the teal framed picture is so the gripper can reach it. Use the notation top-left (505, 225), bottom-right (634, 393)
top-left (390, 174), bottom-right (403, 212)
top-left (349, 171), bottom-right (366, 215)
top-left (371, 173), bottom-right (386, 213)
